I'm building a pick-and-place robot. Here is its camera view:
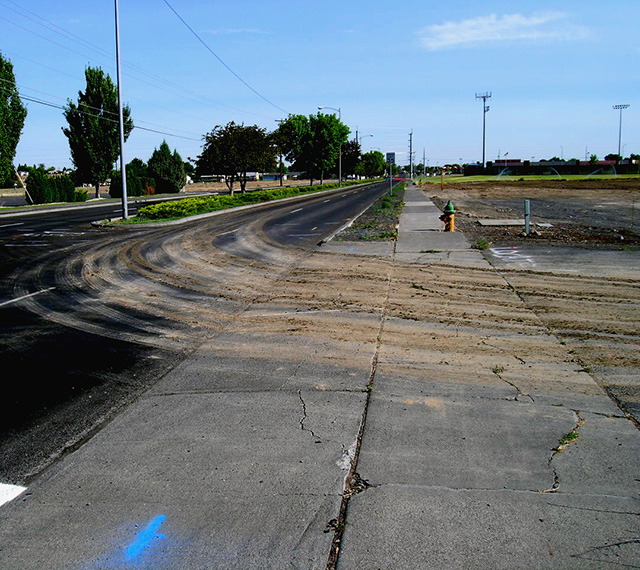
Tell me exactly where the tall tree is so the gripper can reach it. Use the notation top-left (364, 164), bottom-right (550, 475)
top-left (276, 113), bottom-right (349, 185)
top-left (341, 139), bottom-right (362, 180)
top-left (62, 66), bottom-right (133, 198)
top-left (356, 150), bottom-right (387, 178)
top-left (148, 140), bottom-right (186, 194)
top-left (196, 122), bottom-right (276, 194)
top-left (0, 53), bottom-right (27, 187)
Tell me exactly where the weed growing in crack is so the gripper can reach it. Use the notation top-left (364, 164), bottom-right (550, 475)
top-left (492, 365), bottom-right (505, 375)
top-left (558, 430), bottom-right (579, 447)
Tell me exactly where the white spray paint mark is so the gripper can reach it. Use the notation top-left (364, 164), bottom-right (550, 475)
top-left (0, 483), bottom-right (26, 507)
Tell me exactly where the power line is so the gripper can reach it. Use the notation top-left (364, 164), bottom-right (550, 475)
top-left (16, 92), bottom-right (201, 141)
top-left (162, 0), bottom-right (288, 115)
top-left (0, 2), bottom-right (275, 121)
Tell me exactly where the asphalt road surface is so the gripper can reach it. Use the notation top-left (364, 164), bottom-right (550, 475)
top-left (0, 181), bottom-right (394, 484)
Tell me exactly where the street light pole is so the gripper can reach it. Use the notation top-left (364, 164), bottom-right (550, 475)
top-left (114, 0), bottom-right (128, 219)
top-left (318, 106), bottom-right (341, 186)
top-left (476, 92), bottom-right (492, 169)
top-left (613, 104), bottom-right (630, 157)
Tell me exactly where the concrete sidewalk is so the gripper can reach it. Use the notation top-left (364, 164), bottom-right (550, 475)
top-left (0, 182), bottom-right (638, 569)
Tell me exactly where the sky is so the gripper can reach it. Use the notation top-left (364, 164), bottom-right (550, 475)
top-left (2, 0), bottom-right (639, 169)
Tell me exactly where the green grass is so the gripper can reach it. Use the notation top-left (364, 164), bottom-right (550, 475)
top-left (417, 174), bottom-right (640, 184)
top-left (471, 238), bottom-right (490, 250)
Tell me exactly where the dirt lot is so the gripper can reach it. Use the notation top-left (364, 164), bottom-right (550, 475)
top-left (426, 178), bottom-right (640, 247)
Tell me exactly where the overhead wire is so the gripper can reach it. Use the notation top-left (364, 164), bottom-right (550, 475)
top-left (162, 0), bottom-right (289, 115)
top-left (0, 0), bottom-right (275, 128)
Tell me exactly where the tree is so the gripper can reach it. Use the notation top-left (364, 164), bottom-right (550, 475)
top-left (341, 139), bottom-right (362, 180)
top-left (196, 122), bottom-right (276, 194)
top-left (147, 140), bottom-right (186, 194)
top-left (604, 153), bottom-right (622, 162)
top-left (0, 53), bottom-right (27, 188)
top-left (276, 112), bottom-right (349, 185)
top-left (62, 66), bottom-right (133, 198)
top-left (357, 150), bottom-right (387, 178)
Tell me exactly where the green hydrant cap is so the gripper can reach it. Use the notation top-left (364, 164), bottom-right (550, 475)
top-left (444, 200), bottom-right (456, 214)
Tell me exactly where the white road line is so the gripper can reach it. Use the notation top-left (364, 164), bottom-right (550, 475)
top-left (0, 222), bottom-right (24, 229)
top-left (0, 287), bottom-right (56, 308)
top-left (0, 483), bottom-right (27, 507)
top-left (290, 208), bottom-right (304, 213)
top-left (217, 229), bottom-right (239, 237)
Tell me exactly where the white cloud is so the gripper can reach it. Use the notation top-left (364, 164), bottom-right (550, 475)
top-left (418, 12), bottom-right (590, 50)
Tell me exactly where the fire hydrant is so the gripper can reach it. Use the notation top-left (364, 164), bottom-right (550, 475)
top-left (439, 200), bottom-right (456, 232)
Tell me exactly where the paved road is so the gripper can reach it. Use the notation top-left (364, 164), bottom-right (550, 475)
top-left (0, 181), bottom-right (393, 483)
top-left (0, 182), bottom-right (637, 569)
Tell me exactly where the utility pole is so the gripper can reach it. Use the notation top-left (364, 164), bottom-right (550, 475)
top-left (114, 0), bottom-right (128, 219)
top-left (613, 104), bottom-right (630, 157)
top-left (476, 92), bottom-right (492, 169)
top-left (409, 130), bottom-right (413, 178)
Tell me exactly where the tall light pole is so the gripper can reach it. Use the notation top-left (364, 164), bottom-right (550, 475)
top-left (114, 0), bottom-right (128, 218)
top-left (318, 106), bottom-right (341, 186)
top-left (476, 92), bottom-right (492, 169)
top-left (613, 104), bottom-right (630, 157)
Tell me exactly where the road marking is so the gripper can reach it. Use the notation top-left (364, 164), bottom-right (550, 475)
top-left (126, 515), bottom-right (167, 560)
top-left (0, 222), bottom-right (24, 229)
top-left (290, 207), bottom-right (304, 213)
top-left (0, 483), bottom-right (26, 507)
top-left (217, 229), bottom-right (239, 237)
top-left (0, 287), bottom-right (56, 308)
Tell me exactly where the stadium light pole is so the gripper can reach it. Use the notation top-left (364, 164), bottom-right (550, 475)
top-left (476, 92), bottom-right (492, 169)
top-left (114, 0), bottom-right (128, 218)
top-left (318, 106), bottom-right (341, 186)
top-left (613, 104), bottom-right (630, 157)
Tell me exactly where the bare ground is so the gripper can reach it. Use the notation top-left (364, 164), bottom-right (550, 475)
top-left (427, 178), bottom-right (640, 247)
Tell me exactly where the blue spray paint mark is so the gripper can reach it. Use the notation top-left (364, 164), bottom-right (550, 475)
top-left (125, 515), bottom-right (167, 560)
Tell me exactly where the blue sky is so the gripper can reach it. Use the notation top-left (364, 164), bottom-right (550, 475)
top-left (2, 0), bottom-right (639, 169)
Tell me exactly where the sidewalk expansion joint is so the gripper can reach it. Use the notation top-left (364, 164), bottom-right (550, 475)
top-left (325, 251), bottom-right (395, 570)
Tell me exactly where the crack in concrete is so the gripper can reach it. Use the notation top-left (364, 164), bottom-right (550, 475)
top-left (297, 390), bottom-right (321, 442)
top-left (492, 367), bottom-right (534, 402)
top-left (540, 409), bottom-right (585, 494)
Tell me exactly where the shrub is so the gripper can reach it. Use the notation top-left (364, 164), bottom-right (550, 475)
top-left (110, 169), bottom-right (156, 198)
top-left (26, 168), bottom-right (78, 204)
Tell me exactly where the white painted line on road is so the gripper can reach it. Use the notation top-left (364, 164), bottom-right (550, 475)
top-left (4, 243), bottom-right (49, 247)
top-left (0, 287), bottom-right (56, 308)
top-left (290, 207), bottom-right (304, 213)
top-left (323, 199), bottom-right (331, 203)
top-left (0, 483), bottom-right (26, 507)
top-left (0, 222), bottom-right (24, 229)
top-left (217, 229), bottom-right (239, 237)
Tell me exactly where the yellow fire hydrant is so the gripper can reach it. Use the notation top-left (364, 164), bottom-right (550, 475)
top-left (439, 200), bottom-right (456, 232)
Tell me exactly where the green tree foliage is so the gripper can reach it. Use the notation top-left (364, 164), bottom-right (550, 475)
top-left (0, 53), bottom-right (27, 187)
top-left (276, 113), bottom-right (349, 185)
top-left (147, 140), bottom-right (186, 194)
top-left (356, 151), bottom-right (387, 178)
top-left (341, 139), bottom-right (362, 180)
top-left (62, 66), bottom-right (133, 198)
top-left (109, 158), bottom-right (156, 198)
top-left (196, 122), bottom-right (276, 194)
